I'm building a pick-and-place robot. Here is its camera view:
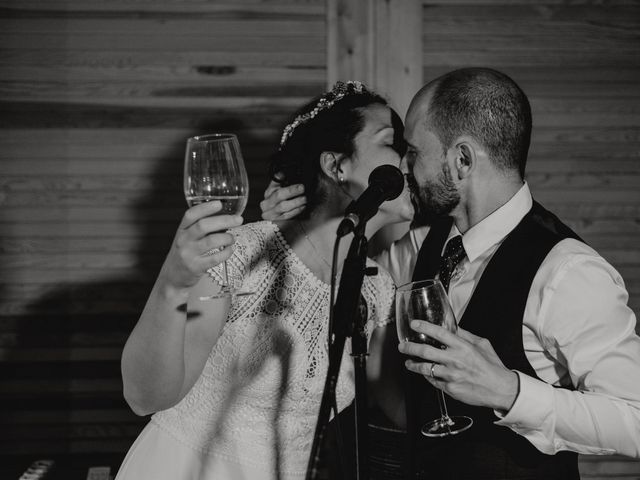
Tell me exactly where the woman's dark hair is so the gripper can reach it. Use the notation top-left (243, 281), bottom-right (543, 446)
top-left (270, 82), bottom-right (403, 216)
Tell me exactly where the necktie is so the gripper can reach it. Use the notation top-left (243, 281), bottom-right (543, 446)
top-left (438, 235), bottom-right (466, 291)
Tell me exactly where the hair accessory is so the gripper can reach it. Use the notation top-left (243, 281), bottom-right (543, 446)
top-left (279, 80), bottom-right (366, 148)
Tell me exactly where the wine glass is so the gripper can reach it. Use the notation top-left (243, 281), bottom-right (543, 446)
top-left (396, 279), bottom-right (473, 437)
top-left (184, 133), bottom-right (251, 299)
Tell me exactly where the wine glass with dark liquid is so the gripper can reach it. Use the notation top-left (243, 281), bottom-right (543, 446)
top-left (396, 279), bottom-right (473, 437)
top-left (184, 133), bottom-right (252, 298)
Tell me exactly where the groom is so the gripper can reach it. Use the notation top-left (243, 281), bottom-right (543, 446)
top-left (261, 68), bottom-right (640, 478)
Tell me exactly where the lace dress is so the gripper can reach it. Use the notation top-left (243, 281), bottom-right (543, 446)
top-left (115, 221), bottom-right (395, 480)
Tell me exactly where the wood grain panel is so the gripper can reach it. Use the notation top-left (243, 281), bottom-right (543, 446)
top-left (0, 50), bottom-right (327, 70)
top-left (0, 19), bottom-right (325, 36)
top-left (0, 1), bottom-right (326, 472)
top-left (0, 33), bottom-right (323, 53)
top-left (0, 0), bottom-right (325, 14)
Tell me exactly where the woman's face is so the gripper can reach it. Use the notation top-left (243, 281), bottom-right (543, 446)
top-left (346, 104), bottom-right (414, 223)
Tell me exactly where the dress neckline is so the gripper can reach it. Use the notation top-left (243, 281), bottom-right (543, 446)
top-left (268, 221), bottom-right (332, 289)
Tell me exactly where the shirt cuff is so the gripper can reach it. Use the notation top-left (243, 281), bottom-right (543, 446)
top-left (494, 370), bottom-right (554, 430)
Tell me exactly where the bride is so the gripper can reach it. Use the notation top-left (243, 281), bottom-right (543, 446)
top-left (115, 81), bottom-right (413, 480)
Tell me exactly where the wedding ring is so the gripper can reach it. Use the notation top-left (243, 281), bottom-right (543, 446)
top-left (429, 363), bottom-right (437, 378)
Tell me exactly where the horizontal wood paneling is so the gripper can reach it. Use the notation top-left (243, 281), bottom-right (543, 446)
top-left (422, 4), bottom-right (638, 67)
top-left (0, 0), bottom-right (327, 473)
top-left (0, 0), bottom-right (325, 14)
top-left (423, 1), bottom-right (640, 477)
top-left (1, 0), bottom-right (638, 476)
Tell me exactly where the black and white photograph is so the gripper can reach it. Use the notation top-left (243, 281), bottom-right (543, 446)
top-left (1, 1), bottom-right (639, 479)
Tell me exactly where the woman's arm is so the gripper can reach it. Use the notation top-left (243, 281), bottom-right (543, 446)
top-left (121, 201), bottom-right (242, 416)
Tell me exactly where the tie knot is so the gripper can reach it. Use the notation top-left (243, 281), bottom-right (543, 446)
top-left (439, 235), bottom-right (466, 291)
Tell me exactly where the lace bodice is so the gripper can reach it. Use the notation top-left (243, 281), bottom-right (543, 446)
top-left (152, 221), bottom-right (395, 478)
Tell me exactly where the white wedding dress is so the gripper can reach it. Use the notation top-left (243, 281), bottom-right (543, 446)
top-left (115, 221), bottom-right (395, 480)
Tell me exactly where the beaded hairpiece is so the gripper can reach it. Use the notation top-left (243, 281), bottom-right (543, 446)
top-left (279, 80), bottom-right (366, 148)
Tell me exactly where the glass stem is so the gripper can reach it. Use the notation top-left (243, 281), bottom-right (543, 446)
top-left (437, 389), bottom-right (454, 427)
top-left (222, 260), bottom-right (230, 290)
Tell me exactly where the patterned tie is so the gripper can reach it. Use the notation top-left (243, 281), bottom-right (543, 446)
top-left (438, 235), bottom-right (466, 291)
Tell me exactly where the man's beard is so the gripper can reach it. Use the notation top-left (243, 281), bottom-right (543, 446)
top-left (407, 163), bottom-right (460, 226)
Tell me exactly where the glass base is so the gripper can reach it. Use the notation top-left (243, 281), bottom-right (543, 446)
top-left (421, 415), bottom-right (473, 438)
top-left (199, 288), bottom-right (254, 301)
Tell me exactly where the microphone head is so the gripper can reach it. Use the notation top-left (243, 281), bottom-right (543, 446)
top-left (337, 164), bottom-right (406, 237)
top-left (368, 164), bottom-right (405, 200)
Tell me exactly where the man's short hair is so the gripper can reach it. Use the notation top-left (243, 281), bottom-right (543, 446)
top-left (426, 68), bottom-right (532, 178)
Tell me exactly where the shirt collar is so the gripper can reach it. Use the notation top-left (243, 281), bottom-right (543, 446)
top-left (447, 182), bottom-right (533, 262)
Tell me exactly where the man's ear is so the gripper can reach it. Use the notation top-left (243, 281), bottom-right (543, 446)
top-left (452, 138), bottom-right (477, 179)
top-left (319, 151), bottom-right (346, 183)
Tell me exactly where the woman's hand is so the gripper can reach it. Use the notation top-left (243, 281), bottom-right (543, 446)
top-left (158, 200), bottom-right (243, 292)
top-left (260, 181), bottom-right (307, 220)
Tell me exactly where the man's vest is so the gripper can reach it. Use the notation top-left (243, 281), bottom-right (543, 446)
top-left (406, 201), bottom-right (582, 480)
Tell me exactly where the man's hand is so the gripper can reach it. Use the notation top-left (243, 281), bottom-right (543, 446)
top-left (398, 321), bottom-right (520, 413)
top-left (260, 181), bottom-right (307, 221)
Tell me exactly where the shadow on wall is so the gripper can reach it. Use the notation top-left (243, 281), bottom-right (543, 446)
top-left (2, 115), bottom-right (272, 477)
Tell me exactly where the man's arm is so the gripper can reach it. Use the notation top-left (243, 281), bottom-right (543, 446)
top-left (401, 243), bottom-right (640, 457)
top-left (496, 245), bottom-right (640, 457)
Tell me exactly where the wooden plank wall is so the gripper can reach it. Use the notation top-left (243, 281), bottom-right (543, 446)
top-left (0, 0), bottom-right (326, 475)
top-left (1, 0), bottom-right (639, 477)
top-left (422, 1), bottom-right (640, 478)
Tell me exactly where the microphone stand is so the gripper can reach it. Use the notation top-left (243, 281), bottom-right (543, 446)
top-left (306, 222), bottom-right (371, 480)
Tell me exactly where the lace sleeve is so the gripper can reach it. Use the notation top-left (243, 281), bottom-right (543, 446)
top-left (206, 223), bottom-right (265, 290)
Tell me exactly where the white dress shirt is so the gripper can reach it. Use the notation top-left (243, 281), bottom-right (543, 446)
top-left (376, 182), bottom-right (640, 457)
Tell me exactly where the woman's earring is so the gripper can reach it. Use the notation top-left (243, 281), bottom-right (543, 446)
top-left (338, 175), bottom-right (345, 184)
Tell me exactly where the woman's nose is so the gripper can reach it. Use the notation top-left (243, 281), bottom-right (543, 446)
top-left (399, 156), bottom-right (410, 173)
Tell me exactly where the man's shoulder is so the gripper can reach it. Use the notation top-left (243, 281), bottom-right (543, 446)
top-left (540, 237), bottom-right (623, 290)
top-left (529, 201), bottom-right (583, 243)
top-left (545, 237), bottom-right (600, 263)
top-left (527, 202), bottom-right (616, 279)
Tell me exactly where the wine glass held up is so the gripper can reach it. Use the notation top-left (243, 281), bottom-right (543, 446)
top-left (183, 133), bottom-right (252, 299)
top-left (396, 279), bottom-right (473, 437)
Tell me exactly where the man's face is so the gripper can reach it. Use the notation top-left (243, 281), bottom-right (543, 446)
top-left (403, 101), bottom-right (460, 222)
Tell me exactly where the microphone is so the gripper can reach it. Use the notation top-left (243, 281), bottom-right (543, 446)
top-left (336, 164), bottom-right (405, 237)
